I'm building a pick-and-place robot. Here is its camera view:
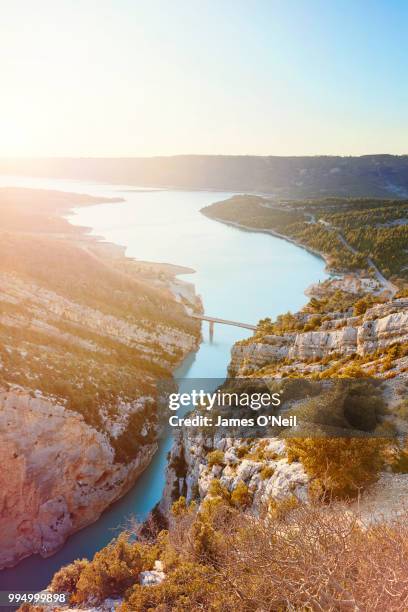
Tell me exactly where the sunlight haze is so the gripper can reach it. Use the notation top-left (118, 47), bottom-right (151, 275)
top-left (1, 0), bottom-right (407, 157)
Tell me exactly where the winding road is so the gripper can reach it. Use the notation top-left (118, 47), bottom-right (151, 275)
top-left (316, 218), bottom-right (398, 297)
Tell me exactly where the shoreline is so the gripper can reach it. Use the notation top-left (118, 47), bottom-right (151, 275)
top-left (66, 207), bottom-right (198, 280)
top-left (201, 213), bottom-right (397, 300)
top-left (61, 189), bottom-right (203, 387)
top-left (203, 213), bottom-right (333, 273)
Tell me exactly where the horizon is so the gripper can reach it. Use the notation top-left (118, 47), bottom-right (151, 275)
top-left (1, 152), bottom-right (408, 161)
top-left (2, 0), bottom-right (408, 158)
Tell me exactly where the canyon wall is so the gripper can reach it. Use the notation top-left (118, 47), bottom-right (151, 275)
top-left (229, 299), bottom-right (408, 375)
top-left (0, 390), bottom-right (156, 568)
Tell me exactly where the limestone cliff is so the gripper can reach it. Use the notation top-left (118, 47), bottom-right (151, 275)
top-left (160, 432), bottom-right (309, 519)
top-left (160, 292), bottom-right (408, 521)
top-left (0, 390), bottom-right (157, 569)
top-left (0, 187), bottom-right (201, 568)
top-left (230, 298), bottom-right (408, 376)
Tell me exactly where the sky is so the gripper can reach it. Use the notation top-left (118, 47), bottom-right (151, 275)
top-left (1, 0), bottom-right (407, 157)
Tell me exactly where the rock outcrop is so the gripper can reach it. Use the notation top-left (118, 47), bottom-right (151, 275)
top-left (229, 334), bottom-right (293, 374)
top-left (230, 298), bottom-right (408, 375)
top-left (139, 560), bottom-right (165, 586)
top-left (288, 326), bottom-right (357, 360)
top-left (358, 302), bottom-right (408, 355)
top-left (160, 432), bottom-right (308, 518)
top-left (0, 389), bottom-right (156, 569)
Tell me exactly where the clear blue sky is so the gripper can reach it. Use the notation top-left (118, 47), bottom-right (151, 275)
top-left (1, 0), bottom-right (407, 156)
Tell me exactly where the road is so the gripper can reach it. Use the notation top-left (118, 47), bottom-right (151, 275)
top-left (315, 218), bottom-right (398, 297)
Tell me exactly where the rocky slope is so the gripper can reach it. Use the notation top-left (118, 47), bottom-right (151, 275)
top-left (160, 287), bottom-right (408, 520)
top-left (229, 298), bottom-right (408, 375)
top-left (0, 188), bottom-right (201, 568)
top-left (160, 433), bottom-right (309, 519)
top-left (0, 389), bottom-right (156, 569)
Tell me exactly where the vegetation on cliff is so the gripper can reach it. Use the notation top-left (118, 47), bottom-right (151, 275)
top-left (0, 188), bottom-right (200, 463)
top-left (25, 497), bottom-right (408, 611)
top-left (202, 194), bottom-right (408, 284)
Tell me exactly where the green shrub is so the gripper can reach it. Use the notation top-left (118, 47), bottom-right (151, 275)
top-left (170, 447), bottom-right (188, 478)
top-left (286, 437), bottom-right (388, 499)
top-left (231, 481), bottom-right (253, 508)
top-left (207, 450), bottom-right (225, 468)
top-left (50, 558), bottom-right (89, 595)
top-left (120, 562), bottom-right (231, 612)
top-left (74, 534), bottom-right (143, 603)
top-left (260, 466), bottom-right (275, 480)
top-left (392, 449), bottom-right (408, 473)
top-left (171, 496), bottom-right (188, 517)
top-left (208, 478), bottom-right (230, 502)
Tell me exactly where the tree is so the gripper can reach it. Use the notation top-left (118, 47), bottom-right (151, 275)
top-left (74, 534), bottom-right (142, 603)
top-left (286, 437), bottom-right (387, 499)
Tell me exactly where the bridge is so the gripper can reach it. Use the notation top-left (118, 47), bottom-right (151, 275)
top-left (191, 314), bottom-right (257, 341)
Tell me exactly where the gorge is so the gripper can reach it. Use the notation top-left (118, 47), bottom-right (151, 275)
top-left (0, 178), bottom-right (327, 592)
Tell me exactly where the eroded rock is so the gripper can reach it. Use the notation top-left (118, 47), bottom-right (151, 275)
top-left (0, 390), bottom-right (156, 569)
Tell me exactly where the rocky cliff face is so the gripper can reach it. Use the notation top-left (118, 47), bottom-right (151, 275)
top-left (289, 326), bottom-right (358, 361)
top-left (159, 295), bottom-right (408, 523)
top-left (0, 201), bottom-right (203, 569)
top-left (358, 301), bottom-right (408, 355)
top-left (160, 431), bottom-right (309, 520)
top-left (0, 187), bottom-right (203, 571)
top-left (0, 389), bottom-right (156, 569)
top-left (230, 298), bottom-right (408, 375)
top-left (0, 273), bottom-right (198, 367)
top-left (228, 334), bottom-right (292, 374)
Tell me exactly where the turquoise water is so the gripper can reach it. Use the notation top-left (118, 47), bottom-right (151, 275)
top-left (0, 177), bottom-right (327, 590)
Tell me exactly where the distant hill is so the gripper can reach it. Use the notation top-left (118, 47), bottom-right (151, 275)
top-left (1, 154), bottom-right (408, 198)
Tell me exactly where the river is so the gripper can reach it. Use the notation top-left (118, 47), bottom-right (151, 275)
top-left (0, 176), bottom-right (327, 591)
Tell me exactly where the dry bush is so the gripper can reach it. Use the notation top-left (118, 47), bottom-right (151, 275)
top-left (120, 561), bottom-right (233, 612)
top-left (21, 500), bottom-right (408, 611)
top-left (219, 504), bottom-right (408, 610)
top-left (230, 481), bottom-right (252, 508)
top-left (161, 501), bottom-right (408, 611)
top-left (207, 449), bottom-right (225, 468)
top-left (49, 558), bottom-right (89, 594)
top-left (48, 532), bottom-right (157, 607)
top-left (73, 533), bottom-right (143, 603)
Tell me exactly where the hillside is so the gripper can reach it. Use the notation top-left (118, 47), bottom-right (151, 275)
top-left (0, 188), bottom-right (201, 568)
top-left (202, 194), bottom-right (408, 286)
top-left (2, 154), bottom-right (408, 198)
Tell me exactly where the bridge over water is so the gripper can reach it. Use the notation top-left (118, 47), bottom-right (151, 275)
top-left (191, 314), bottom-right (257, 341)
